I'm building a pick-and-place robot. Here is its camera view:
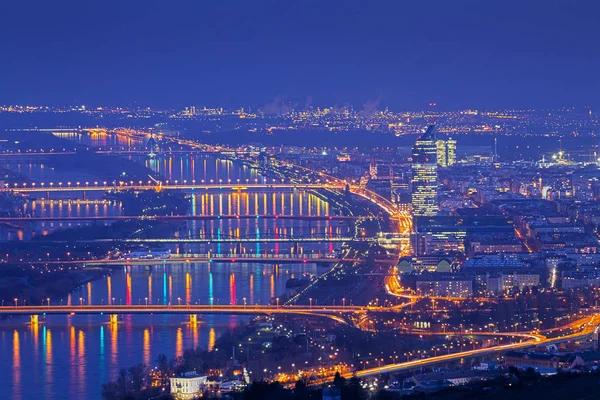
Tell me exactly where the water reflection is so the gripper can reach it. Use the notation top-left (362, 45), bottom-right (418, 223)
top-left (13, 330), bottom-right (21, 400)
top-left (1, 262), bottom-right (317, 399)
top-left (143, 329), bottom-right (150, 366)
top-left (1, 153), bottom-right (328, 399)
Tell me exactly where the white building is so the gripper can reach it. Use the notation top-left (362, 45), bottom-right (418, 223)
top-left (486, 273), bottom-right (539, 295)
top-left (416, 277), bottom-right (473, 297)
top-left (170, 373), bottom-right (207, 400)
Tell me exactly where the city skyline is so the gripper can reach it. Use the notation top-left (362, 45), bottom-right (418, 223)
top-left (3, 2), bottom-right (600, 399)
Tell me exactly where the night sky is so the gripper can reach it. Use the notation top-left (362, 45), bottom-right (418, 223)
top-left (1, 0), bottom-right (599, 109)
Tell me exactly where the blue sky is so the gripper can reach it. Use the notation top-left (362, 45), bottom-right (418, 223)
top-left (1, 0), bottom-right (599, 109)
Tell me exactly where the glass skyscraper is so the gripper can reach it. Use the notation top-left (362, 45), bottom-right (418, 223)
top-left (411, 125), bottom-right (439, 216)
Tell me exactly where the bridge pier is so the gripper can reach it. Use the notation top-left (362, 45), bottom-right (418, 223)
top-left (30, 314), bottom-right (39, 324)
top-left (189, 314), bottom-right (198, 325)
top-left (109, 314), bottom-right (118, 324)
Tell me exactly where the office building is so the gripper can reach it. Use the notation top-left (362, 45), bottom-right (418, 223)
top-left (436, 138), bottom-right (457, 167)
top-left (411, 125), bottom-right (439, 216)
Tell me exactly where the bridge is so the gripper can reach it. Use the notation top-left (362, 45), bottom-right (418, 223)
top-left (0, 304), bottom-right (364, 316)
top-left (0, 214), bottom-right (368, 223)
top-left (26, 253), bottom-right (361, 266)
top-left (0, 149), bottom-right (216, 158)
top-left (38, 234), bottom-right (362, 245)
top-left (2, 182), bottom-right (345, 193)
top-left (1, 304), bottom-right (366, 325)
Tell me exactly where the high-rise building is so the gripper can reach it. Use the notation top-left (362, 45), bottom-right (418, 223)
top-left (436, 138), bottom-right (457, 167)
top-left (411, 125), bottom-right (439, 216)
top-left (447, 138), bottom-right (456, 166)
top-left (436, 139), bottom-right (447, 167)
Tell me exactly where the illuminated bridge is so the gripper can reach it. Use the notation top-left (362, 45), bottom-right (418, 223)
top-left (0, 215), bottom-right (368, 223)
top-left (1, 304), bottom-right (368, 325)
top-left (2, 182), bottom-right (345, 193)
top-left (27, 254), bottom-right (362, 266)
top-left (45, 234), bottom-right (363, 244)
top-left (0, 149), bottom-right (216, 158)
top-left (0, 304), bottom-right (365, 316)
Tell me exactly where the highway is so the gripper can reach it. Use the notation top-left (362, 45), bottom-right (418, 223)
top-left (347, 314), bottom-right (600, 378)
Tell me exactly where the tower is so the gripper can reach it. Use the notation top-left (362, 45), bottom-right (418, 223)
top-left (369, 157), bottom-right (378, 179)
top-left (411, 125), bottom-right (439, 216)
top-left (494, 137), bottom-right (498, 161)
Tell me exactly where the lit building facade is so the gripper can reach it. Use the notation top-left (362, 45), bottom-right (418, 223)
top-left (436, 138), bottom-right (457, 167)
top-left (170, 374), bottom-right (207, 399)
top-left (411, 125), bottom-right (439, 216)
top-left (415, 276), bottom-right (473, 297)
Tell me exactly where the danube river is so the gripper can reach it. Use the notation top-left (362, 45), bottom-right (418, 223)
top-left (0, 144), bottom-right (342, 399)
top-left (0, 262), bottom-right (318, 399)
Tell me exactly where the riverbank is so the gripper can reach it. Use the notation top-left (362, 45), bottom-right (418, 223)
top-left (0, 215), bottom-right (183, 305)
top-left (0, 263), bottom-right (107, 306)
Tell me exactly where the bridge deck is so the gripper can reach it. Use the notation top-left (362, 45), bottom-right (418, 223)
top-left (0, 304), bottom-right (365, 316)
top-left (0, 215), bottom-right (366, 222)
top-left (3, 183), bottom-right (345, 193)
top-left (26, 256), bottom-right (358, 266)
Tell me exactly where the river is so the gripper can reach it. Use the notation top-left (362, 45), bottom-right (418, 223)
top-left (0, 138), bottom-right (341, 399)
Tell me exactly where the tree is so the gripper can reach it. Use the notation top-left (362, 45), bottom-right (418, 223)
top-left (182, 347), bottom-right (204, 372)
top-left (102, 369), bottom-right (130, 400)
top-left (128, 363), bottom-right (148, 393)
top-left (101, 382), bottom-right (122, 400)
top-left (156, 353), bottom-right (171, 385)
top-left (243, 381), bottom-right (292, 400)
top-left (342, 376), bottom-right (368, 400)
top-left (294, 379), bottom-right (311, 400)
top-left (333, 372), bottom-right (346, 390)
top-left (372, 390), bottom-right (402, 400)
